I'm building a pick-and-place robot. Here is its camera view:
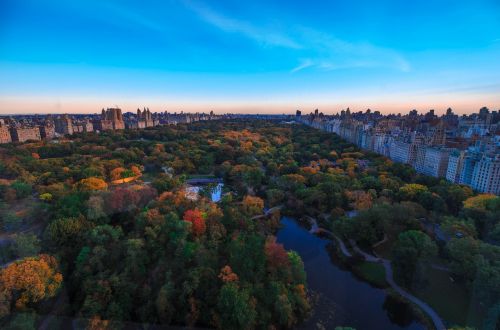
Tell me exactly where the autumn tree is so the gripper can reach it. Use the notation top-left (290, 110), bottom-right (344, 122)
top-left (76, 177), bottom-right (108, 191)
top-left (264, 236), bottom-right (290, 274)
top-left (183, 209), bottom-right (206, 237)
top-left (346, 190), bottom-right (373, 210)
top-left (398, 183), bottom-right (428, 201)
top-left (109, 167), bottom-right (126, 181)
top-left (242, 195), bottom-right (264, 216)
top-left (219, 265), bottom-right (239, 283)
top-left (0, 254), bottom-right (62, 317)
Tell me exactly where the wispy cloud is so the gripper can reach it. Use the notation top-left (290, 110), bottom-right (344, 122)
top-left (182, 0), bottom-right (300, 49)
top-left (290, 59), bottom-right (313, 73)
top-left (293, 28), bottom-right (411, 73)
top-left (183, 1), bottom-right (410, 73)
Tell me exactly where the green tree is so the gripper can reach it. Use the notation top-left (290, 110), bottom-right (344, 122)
top-left (217, 283), bottom-right (256, 330)
top-left (392, 230), bottom-right (437, 287)
top-left (12, 234), bottom-right (41, 258)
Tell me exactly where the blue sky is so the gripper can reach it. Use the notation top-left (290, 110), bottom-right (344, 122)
top-left (0, 0), bottom-right (499, 114)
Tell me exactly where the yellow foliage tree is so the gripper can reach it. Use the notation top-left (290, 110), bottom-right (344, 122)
top-left (463, 194), bottom-right (498, 210)
top-left (0, 254), bottom-right (62, 317)
top-left (399, 183), bottom-right (428, 200)
top-left (76, 177), bottom-right (108, 191)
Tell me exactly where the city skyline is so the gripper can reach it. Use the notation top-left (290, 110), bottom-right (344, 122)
top-left (1, 0), bottom-right (500, 114)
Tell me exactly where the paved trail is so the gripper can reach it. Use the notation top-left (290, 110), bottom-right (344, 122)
top-left (304, 216), bottom-right (352, 257)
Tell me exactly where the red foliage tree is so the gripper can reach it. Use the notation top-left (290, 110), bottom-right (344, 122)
top-left (183, 209), bottom-right (206, 237)
top-left (107, 187), bottom-right (140, 213)
top-left (264, 236), bottom-right (290, 271)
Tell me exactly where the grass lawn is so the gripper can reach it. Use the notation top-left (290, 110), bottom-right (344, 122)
top-left (353, 261), bottom-right (388, 288)
top-left (412, 267), bottom-right (485, 328)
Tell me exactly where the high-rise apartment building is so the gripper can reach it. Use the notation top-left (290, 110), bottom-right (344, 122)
top-left (54, 114), bottom-right (74, 135)
top-left (471, 155), bottom-right (500, 194)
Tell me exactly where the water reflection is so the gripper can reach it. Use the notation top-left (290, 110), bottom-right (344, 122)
top-left (276, 217), bottom-right (425, 330)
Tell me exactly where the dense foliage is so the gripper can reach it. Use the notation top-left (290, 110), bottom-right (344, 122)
top-left (0, 120), bottom-right (499, 328)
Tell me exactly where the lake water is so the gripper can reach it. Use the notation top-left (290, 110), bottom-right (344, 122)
top-left (276, 217), bottom-right (426, 330)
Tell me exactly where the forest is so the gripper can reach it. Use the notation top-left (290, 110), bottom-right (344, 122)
top-left (0, 120), bottom-right (499, 329)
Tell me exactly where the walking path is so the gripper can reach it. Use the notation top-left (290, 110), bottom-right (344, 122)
top-left (307, 216), bottom-right (446, 330)
top-left (304, 216), bottom-right (352, 257)
top-left (251, 205), bottom-right (283, 220)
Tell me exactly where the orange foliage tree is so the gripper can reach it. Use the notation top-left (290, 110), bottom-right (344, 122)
top-left (130, 165), bottom-right (142, 176)
top-left (76, 177), bottom-right (108, 191)
top-left (110, 167), bottom-right (126, 181)
top-left (218, 265), bottom-right (239, 283)
top-left (0, 254), bottom-right (62, 317)
top-left (183, 209), bottom-right (206, 237)
top-left (242, 195), bottom-right (264, 216)
top-left (346, 190), bottom-right (373, 210)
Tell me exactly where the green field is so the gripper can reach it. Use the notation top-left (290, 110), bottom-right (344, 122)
top-left (353, 261), bottom-right (388, 288)
top-left (413, 267), bottom-right (485, 328)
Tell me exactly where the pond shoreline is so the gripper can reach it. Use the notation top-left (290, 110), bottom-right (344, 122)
top-left (276, 216), bottom-right (427, 330)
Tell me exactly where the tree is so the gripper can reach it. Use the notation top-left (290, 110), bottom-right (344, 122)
top-left (107, 187), bottom-right (140, 213)
top-left (264, 236), bottom-right (290, 273)
top-left (242, 195), bottom-right (264, 216)
top-left (392, 230), bottom-right (437, 288)
top-left (76, 177), bottom-right (108, 191)
top-left (216, 283), bottom-right (256, 330)
top-left (11, 181), bottom-right (32, 199)
top-left (87, 195), bottom-right (106, 221)
top-left (266, 189), bottom-right (285, 207)
top-left (463, 194), bottom-right (498, 210)
top-left (183, 209), bottom-right (206, 237)
top-left (5, 312), bottom-right (37, 330)
top-left (345, 190), bottom-right (373, 210)
top-left (446, 237), bottom-right (480, 281)
top-left (398, 183), bottom-right (428, 201)
top-left (219, 265), bottom-right (239, 283)
top-left (12, 234), bottom-right (41, 258)
top-left (0, 254), bottom-right (62, 317)
top-left (110, 167), bottom-right (126, 181)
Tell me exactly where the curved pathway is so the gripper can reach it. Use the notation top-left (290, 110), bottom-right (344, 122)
top-left (304, 216), bottom-right (352, 257)
top-left (308, 216), bottom-right (446, 330)
top-left (251, 205), bottom-right (283, 220)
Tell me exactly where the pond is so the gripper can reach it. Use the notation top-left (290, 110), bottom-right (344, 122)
top-left (276, 217), bottom-right (426, 330)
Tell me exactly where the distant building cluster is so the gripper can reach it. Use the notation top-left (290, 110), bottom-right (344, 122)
top-left (0, 108), bottom-right (221, 144)
top-left (298, 107), bottom-right (500, 195)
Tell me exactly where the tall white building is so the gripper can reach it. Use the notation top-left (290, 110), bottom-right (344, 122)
top-left (471, 155), bottom-right (500, 194)
top-left (415, 147), bottom-right (451, 178)
top-left (390, 140), bottom-right (417, 165)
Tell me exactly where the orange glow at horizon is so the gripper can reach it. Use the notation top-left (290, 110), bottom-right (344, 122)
top-left (0, 93), bottom-right (499, 116)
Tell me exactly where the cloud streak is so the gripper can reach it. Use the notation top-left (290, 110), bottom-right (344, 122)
top-left (183, 1), bottom-right (410, 73)
top-left (182, 0), bottom-right (300, 49)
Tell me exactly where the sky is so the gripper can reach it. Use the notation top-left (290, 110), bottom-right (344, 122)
top-left (0, 0), bottom-right (499, 115)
